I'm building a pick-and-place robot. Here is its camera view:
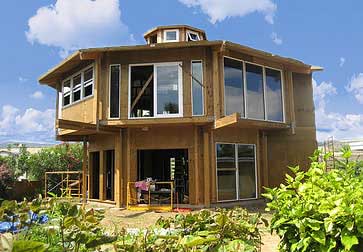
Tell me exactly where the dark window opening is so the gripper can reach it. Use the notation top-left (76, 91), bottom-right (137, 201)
top-left (110, 65), bottom-right (120, 118)
top-left (150, 35), bottom-right (157, 44)
top-left (130, 65), bottom-right (154, 117)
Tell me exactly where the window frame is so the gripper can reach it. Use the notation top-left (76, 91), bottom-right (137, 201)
top-left (108, 64), bottom-right (121, 119)
top-left (215, 142), bottom-right (258, 202)
top-left (223, 56), bottom-right (285, 123)
top-left (83, 67), bottom-right (94, 98)
top-left (186, 30), bottom-right (200, 41)
top-left (191, 60), bottom-right (204, 116)
top-left (163, 29), bottom-right (179, 42)
top-left (128, 62), bottom-right (183, 119)
top-left (61, 64), bottom-right (94, 109)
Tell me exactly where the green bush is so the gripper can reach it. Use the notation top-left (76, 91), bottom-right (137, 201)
top-left (263, 148), bottom-right (363, 251)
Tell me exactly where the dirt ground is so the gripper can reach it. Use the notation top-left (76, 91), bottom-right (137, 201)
top-left (90, 202), bottom-right (279, 252)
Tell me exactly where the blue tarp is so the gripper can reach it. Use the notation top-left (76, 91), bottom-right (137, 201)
top-left (0, 211), bottom-right (48, 233)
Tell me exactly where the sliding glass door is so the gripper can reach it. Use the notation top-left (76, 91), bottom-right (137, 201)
top-left (216, 143), bottom-right (257, 201)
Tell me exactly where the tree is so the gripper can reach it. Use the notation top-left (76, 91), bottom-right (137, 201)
top-left (0, 162), bottom-right (14, 199)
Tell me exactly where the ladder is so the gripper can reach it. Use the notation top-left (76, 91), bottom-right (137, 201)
top-left (323, 136), bottom-right (335, 171)
top-left (45, 171), bottom-right (83, 199)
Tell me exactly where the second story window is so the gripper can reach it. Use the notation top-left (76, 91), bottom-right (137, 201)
top-left (223, 57), bottom-right (284, 122)
top-left (191, 60), bottom-right (204, 116)
top-left (130, 62), bottom-right (183, 118)
top-left (62, 65), bottom-right (94, 108)
top-left (109, 65), bottom-right (120, 118)
top-left (164, 29), bottom-right (179, 42)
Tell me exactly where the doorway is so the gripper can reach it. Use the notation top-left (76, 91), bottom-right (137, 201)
top-left (137, 149), bottom-right (189, 204)
top-left (90, 152), bottom-right (100, 199)
top-left (105, 150), bottom-right (115, 201)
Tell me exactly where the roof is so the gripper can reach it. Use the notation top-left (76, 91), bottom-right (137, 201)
top-left (144, 25), bottom-right (207, 39)
top-left (39, 40), bottom-right (323, 88)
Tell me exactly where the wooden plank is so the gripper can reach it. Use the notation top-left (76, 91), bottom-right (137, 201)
top-left (212, 50), bottom-right (221, 119)
top-left (114, 130), bottom-right (122, 208)
top-left (130, 73), bottom-right (153, 111)
top-left (82, 139), bottom-right (88, 208)
top-left (214, 113), bottom-right (239, 129)
top-left (99, 151), bottom-right (105, 201)
top-left (203, 129), bottom-right (210, 207)
top-left (193, 126), bottom-right (199, 204)
top-left (57, 119), bottom-right (119, 133)
top-left (288, 71), bottom-right (296, 134)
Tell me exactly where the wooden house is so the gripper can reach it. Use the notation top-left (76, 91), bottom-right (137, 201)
top-left (39, 25), bottom-right (320, 208)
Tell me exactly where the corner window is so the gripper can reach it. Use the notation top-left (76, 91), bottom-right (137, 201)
top-left (83, 67), bottom-right (94, 98)
top-left (265, 68), bottom-right (283, 122)
top-left (224, 58), bottom-right (244, 116)
top-left (187, 31), bottom-right (200, 41)
top-left (164, 30), bottom-right (179, 42)
top-left (63, 80), bottom-right (71, 106)
top-left (109, 65), bottom-right (120, 118)
top-left (191, 60), bottom-right (204, 116)
top-left (61, 65), bottom-right (94, 108)
top-left (72, 74), bottom-right (82, 102)
top-left (216, 143), bottom-right (257, 201)
top-left (129, 63), bottom-right (183, 118)
top-left (223, 57), bottom-right (284, 122)
top-left (246, 63), bottom-right (264, 120)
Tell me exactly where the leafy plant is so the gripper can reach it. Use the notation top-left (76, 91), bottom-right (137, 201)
top-left (263, 147), bottom-right (363, 251)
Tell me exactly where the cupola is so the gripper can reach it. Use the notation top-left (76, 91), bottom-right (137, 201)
top-left (144, 25), bottom-right (207, 44)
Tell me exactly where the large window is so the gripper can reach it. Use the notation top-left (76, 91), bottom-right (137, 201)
top-left (223, 57), bottom-right (284, 122)
top-left (62, 65), bottom-right (94, 107)
top-left (224, 58), bottom-right (244, 116)
top-left (246, 63), bottom-right (264, 120)
top-left (216, 143), bottom-right (257, 201)
top-left (191, 60), bottom-right (204, 116)
top-left (265, 68), bottom-right (284, 121)
top-left (109, 65), bottom-right (120, 118)
top-left (129, 63), bottom-right (183, 118)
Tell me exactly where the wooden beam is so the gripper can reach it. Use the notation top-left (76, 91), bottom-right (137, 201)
top-left (57, 119), bottom-right (119, 133)
top-left (99, 151), bottom-right (105, 201)
top-left (80, 51), bottom-right (100, 60)
top-left (82, 138), bottom-right (88, 208)
top-left (114, 130), bottom-right (122, 208)
top-left (203, 129), bottom-right (210, 207)
top-left (214, 113), bottom-right (239, 129)
top-left (212, 50), bottom-right (221, 119)
top-left (130, 73), bottom-right (154, 111)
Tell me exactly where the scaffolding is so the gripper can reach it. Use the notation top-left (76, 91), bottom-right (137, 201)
top-left (44, 171), bottom-right (85, 199)
top-left (323, 136), bottom-right (336, 171)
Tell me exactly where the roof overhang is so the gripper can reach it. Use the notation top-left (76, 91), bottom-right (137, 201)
top-left (39, 40), bottom-right (322, 88)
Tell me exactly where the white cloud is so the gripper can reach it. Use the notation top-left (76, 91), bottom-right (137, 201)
top-left (313, 79), bottom-right (363, 142)
top-left (18, 77), bottom-right (28, 83)
top-left (339, 57), bottom-right (345, 67)
top-left (30, 91), bottom-right (44, 99)
top-left (271, 32), bottom-right (282, 45)
top-left (346, 73), bottom-right (363, 104)
top-left (26, 0), bottom-right (132, 57)
top-left (179, 0), bottom-right (277, 24)
top-left (0, 105), bottom-right (55, 141)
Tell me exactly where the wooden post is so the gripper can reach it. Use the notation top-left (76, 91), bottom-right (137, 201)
top-left (115, 130), bottom-right (122, 208)
top-left (99, 151), bottom-right (105, 200)
top-left (203, 129), bottom-right (211, 207)
top-left (82, 138), bottom-right (88, 208)
top-left (44, 173), bottom-right (47, 199)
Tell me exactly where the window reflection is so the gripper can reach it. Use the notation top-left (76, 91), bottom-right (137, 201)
top-left (265, 68), bottom-right (283, 122)
top-left (224, 58), bottom-right (244, 116)
top-left (246, 63), bottom-right (264, 120)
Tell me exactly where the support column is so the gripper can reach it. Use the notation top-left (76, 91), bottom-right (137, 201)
top-left (99, 151), bottom-right (105, 201)
top-left (82, 138), bottom-right (88, 208)
top-left (115, 130), bottom-right (122, 208)
top-left (203, 129), bottom-right (211, 207)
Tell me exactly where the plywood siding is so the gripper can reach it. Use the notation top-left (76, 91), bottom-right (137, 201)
top-left (267, 73), bottom-right (317, 188)
top-left (61, 98), bottom-right (94, 123)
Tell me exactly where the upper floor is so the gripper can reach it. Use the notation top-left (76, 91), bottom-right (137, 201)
top-left (38, 25), bottom-right (321, 138)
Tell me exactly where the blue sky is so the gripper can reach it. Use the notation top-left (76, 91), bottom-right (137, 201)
top-left (0, 0), bottom-right (362, 143)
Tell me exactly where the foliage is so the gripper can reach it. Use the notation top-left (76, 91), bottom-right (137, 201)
top-left (0, 163), bottom-right (14, 200)
top-left (263, 147), bottom-right (363, 251)
top-left (4, 143), bottom-right (82, 181)
top-left (0, 196), bottom-right (116, 252)
top-left (115, 208), bottom-right (266, 251)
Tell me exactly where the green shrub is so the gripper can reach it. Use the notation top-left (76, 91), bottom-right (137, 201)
top-left (263, 148), bottom-right (363, 251)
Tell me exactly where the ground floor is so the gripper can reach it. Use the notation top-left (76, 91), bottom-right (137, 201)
top-left (84, 125), bottom-right (316, 208)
